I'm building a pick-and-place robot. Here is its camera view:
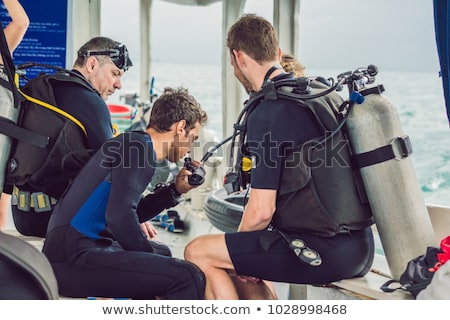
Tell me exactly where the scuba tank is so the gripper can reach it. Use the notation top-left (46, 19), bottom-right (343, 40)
top-left (0, 23), bottom-right (22, 195)
top-left (342, 65), bottom-right (437, 280)
top-left (0, 77), bottom-right (18, 194)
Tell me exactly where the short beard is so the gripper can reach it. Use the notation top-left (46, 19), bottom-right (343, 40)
top-left (235, 68), bottom-right (253, 94)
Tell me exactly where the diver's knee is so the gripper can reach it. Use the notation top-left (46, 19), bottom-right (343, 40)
top-left (184, 237), bottom-right (202, 262)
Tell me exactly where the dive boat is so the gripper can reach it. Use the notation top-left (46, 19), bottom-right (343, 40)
top-left (0, 0), bottom-right (449, 302)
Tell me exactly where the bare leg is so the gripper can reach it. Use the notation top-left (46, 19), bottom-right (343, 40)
top-left (185, 234), bottom-right (238, 299)
top-left (185, 234), bottom-right (277, 300)
top-left (229, 273), bottom-right (278, 300)
top-left (0, 193), bottom-right (11, 230)
top-left (264, 280), bottom-right (278, 299)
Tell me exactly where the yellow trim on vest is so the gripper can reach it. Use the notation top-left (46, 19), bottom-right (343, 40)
top-left (112, 123), bottom-right (121, 137)
top-left (17, 87), bottom-right (88, 137)
top-left (14, 72), bottom-right (115, 139)
top-left (14, 72), bottom-right (19, 87)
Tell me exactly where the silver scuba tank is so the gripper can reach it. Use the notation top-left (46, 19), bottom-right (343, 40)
top-left (0, 75), bottom-right (19, 195)
top-left (344, 69), bottom-right (437, 280)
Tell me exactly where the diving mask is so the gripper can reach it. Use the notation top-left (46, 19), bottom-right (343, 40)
top-left (78, 44), bottom-right (133, 71)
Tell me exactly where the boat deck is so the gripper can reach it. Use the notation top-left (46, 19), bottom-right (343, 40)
top-left (1, 199), bottom-right (292, 299)
top-left (6, 198), bottom-right (449, 300)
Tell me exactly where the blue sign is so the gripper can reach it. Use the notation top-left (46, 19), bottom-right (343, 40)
top-left (1, 0), bottom-right (68, 80)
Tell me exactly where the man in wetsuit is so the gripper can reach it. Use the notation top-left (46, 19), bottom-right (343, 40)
top-left (184, 14), bottom-right (375, 299)
top-left (11, 36), bottom-right (133, 237)
top-left (43, 87), bottom-right (207, 299)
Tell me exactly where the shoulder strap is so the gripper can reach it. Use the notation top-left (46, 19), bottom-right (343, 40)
top-left (242, 77), bottom-right (344, 143)
top-left (0, 118), bottom-right (49, 148)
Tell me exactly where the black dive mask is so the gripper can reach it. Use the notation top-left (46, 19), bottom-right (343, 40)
top-left (78, 44), bottom-right (133, 71)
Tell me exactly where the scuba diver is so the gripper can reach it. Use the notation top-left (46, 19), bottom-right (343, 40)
top-left (42, 87), bottom-right (208, 299)
top-left (184, 14), bottom-right (375, 300)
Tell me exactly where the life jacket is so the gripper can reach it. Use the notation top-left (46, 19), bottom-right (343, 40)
top-left (3, 66), bottom-right (97, 199)
top-left (231, 76), bottom-right (374, 237)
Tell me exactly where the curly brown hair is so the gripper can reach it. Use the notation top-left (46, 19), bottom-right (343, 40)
top-left (148, 87), bottom-right (207, 136)
top-left (280, 53), bottom-right (305, 77)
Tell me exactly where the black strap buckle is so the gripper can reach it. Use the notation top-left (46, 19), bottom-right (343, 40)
top-left (352, 135), bottom-right (413, 169)
top-left (391, 135), bottom-right (413, 160)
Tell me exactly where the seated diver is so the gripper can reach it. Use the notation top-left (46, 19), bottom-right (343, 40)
top-left (184, 14), bottom-right (375, 300)
top-left (42, 87), bottom-right (208, 299)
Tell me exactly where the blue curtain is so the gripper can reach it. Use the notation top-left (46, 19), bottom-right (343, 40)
top-left (434, 0), bottom-right (450, 125)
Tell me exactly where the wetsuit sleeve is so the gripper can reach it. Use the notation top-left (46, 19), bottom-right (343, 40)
top-left (136, 184), bottom-right (181, 222)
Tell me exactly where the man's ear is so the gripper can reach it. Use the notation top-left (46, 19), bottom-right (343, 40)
top-left (176, 120), bottom-right (187, 135)
top-left (233, 49), bottom-right (245, 68)
top-left (86, 56), bottom-right (97, 72)
top-left (277, 48), bottom-right (282, 62)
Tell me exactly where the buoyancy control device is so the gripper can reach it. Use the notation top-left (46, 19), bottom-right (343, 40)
top-left (1, 63), bottom-right (97, 199)
top-left (223, 68), bottom-right (374, 238)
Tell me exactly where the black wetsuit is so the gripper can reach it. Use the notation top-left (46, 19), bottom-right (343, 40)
top-left (225, 73), bottom-right (374, 285)
top-left (42, 132), bottom-right (205, 299)
top-left (12, 70), bottom-right (114, 237)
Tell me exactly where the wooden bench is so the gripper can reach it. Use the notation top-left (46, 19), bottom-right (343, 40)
top-left (289, 204), bottom-right (450, 300)
top-left (288, 245), bottom-right (413, 300)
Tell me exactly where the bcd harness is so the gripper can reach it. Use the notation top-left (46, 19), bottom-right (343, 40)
top-left (224, 67), bottom-right (376, 237)
top-left (0, 63), bottom-right (109, 211)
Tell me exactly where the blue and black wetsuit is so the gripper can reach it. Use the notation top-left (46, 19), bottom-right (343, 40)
top-left (225, 73), bottom-right (374, 285)
top-left (42, 131), bottom-right (205, 299)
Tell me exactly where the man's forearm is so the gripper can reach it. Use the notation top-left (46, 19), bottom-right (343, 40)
top-left (136, 183), bottom-right (182, 222)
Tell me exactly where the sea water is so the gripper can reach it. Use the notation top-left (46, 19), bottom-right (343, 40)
top-left (110, 62), bottom-right (450, 208)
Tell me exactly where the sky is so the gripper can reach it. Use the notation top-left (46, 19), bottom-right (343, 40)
top-left (101, 0), bottom-right (440, 73)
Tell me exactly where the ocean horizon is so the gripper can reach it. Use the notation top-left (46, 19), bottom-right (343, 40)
top-left (110, 61), bottom-right (450, 208)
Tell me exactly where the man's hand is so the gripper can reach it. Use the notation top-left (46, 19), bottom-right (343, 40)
top-left (140, 221), bottom-right (158, 240)
top-left (236, 275), bottom-right (261, 283)
top-left (174, 161), bottom-right (202, 194)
